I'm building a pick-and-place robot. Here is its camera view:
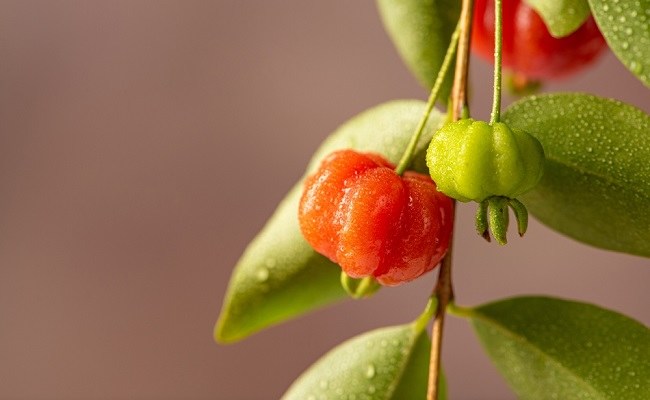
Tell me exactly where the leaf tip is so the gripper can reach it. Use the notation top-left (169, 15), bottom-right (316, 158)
top-left (214, 311), bottom-right (244, 345)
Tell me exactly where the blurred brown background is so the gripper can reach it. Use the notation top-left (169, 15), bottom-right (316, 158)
top-left (0, 1), bottom-right (648, 399)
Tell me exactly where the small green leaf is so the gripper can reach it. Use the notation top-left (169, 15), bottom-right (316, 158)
top-left (503, 93), bottom-right (650, 257)
top-left (376, 0), bottom-right (460, 99)
top-left (588, 0), bottom-right (650, 86)
top-left (460, 296), bottom-right (650, 400)
top-left (282, 323), bottom-right (447, 400)
top-left (523, 0), bottom-right (591, 37)
top-left (216, 100), bottom-right (445, 343)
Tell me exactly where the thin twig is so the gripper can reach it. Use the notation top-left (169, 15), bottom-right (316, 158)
top-left (450, 0), bottom-right (474, 121)
top-left (395, 21), bottom-right (461, 176)
top-left (490, 0), bottom-right (503, 124)
top-left (426, 0), bottom-right (473, 398)
top-left (426, 234), bottom-right (455, 400)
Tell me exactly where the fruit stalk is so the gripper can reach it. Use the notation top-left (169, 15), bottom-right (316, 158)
top-left (395, 20), bottom-right (461, 176)
top-left (490, 0), bottom-right (502, 124)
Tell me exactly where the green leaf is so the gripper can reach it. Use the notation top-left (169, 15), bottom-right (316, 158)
top-left (215, 100), bottom-right (445, 343)
top-left (503, 93), bottom-right (650, 257)
top-left (460, 296), bottom-right (650, 400)
top-left (376, 0), bottom-right (460, 99)
top-left (588, 0), bottom-right (650, 86)
top-left (282, 323), bottom-right (447, 400)
top-left (523, 0), bottom-right (591, 37)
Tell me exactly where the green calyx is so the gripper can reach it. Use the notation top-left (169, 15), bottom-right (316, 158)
top-left (340, 272), bottom-right (381, 299)
top-left (426, 119), bottom-right (545, 203)
top-left (476, 196), bottom-right (529, 245)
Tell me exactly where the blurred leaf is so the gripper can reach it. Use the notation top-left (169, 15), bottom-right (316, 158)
top-left (588, 0), bottom-right (650, 86)
top-left (523, 0), bottom-right (591, 37)
top-left (282, 323), bottom-right (446, 400)
top-left (463, 296), bottom-right (650, 399)
top-left (503, 93), bottom-right (650, 257)
top-left (216, 100), bottom-right (445, 343)
top-left (376, 0), bottom-right (460, 99)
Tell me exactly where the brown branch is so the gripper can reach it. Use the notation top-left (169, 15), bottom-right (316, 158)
top-left (426, 230), bottom-right (455, 400)
top-left (451, 0), bottom-right (474, 121)
top-left (426, 0), bottom-right (473, 398)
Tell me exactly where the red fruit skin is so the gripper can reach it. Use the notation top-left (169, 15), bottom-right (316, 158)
top-left (472, 0), bottom-right (607, 79)
top-left (298, 150), bottom-right (385, 259)
top-left (298, 150), bottom-right (453, 286)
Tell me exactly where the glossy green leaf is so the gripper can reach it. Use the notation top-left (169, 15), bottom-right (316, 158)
top-left (588, 0), bottom-right (650, 86)
top-left (503, 93), bottom-right (650, 257)
top-left (460, 296), bottom-right (650, 399)
top-left (216, 100), bottom-right (445, 343)
top-left (282, 323), bottom-right (446, 400)
top-left (376, 0), bottom-right (460, 99)
top-left (523, 0), bottom-right (591, 37)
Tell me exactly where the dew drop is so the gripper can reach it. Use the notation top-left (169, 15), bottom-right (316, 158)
top-left (365, 364), bottom-right (376, 379)
top-left (630, 61), bottom-right (643, 74)
top-left (256, 267), bottom-right (269, 282)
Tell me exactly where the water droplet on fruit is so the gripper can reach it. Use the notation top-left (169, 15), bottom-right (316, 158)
top-left (365, 364), bottom-right (376, 379)
top-left (256, 267), bottom-right (269, 282)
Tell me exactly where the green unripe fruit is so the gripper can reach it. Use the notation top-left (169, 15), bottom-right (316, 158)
top-left (426, 119), bottom-right (545, 202)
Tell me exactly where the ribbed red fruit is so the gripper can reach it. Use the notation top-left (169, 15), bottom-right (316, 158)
top-left (472, 0), bottom-right (607, 80)
top-left (298, 149), bottom-right (453, 286)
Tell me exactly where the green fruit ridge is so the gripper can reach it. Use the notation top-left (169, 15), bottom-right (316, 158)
top-left (426, 119), bottom-right (545, 202)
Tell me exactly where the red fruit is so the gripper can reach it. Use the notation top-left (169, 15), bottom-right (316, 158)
top-left (471, 0), bottom-right (607, 80)
top-left (298, 149), bottom-right (453, 286)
